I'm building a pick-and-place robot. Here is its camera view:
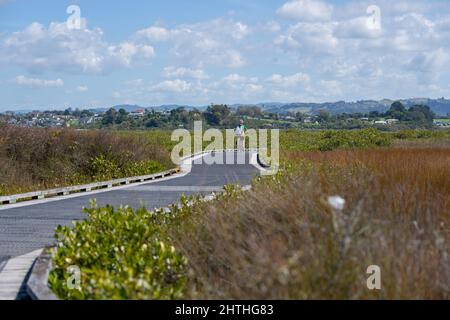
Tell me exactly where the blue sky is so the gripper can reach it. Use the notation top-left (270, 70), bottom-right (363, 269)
top-left (1, 0), bottom-right (449, 110)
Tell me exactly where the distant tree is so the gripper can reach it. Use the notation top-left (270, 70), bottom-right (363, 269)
top-left (369, 111), bottom-right (380, 118)
top-left (80, 109), bottom-right (94, 117)
top-left (145, 118), bottom-right (161, 128)
top-left (169, 107), bottom-right (190, 125)
top-left (236, 106), bottom-right (262, 118)
top-left (316, 109), bottom-right (331, 123)
top-left (390, 101), bottom-right (406, 113)
top-left (188, 108), bottom-right (203, 122)
top-left (204, 104), bottom-right (231, 126)
top-left (387, 101), bottom-right (407, 120)
top-left (406, 105), bottom-right (435, 123)
top-left (295, 112), bottom-right (307, 122)
top-left (102, 108), bottom-right (117, 125)
top-left (115, 108), bottom-right (129, 124)
top-left (267, 113), bottom-right (278, 120)
top-left (72, 108), bottom-right (83, 117)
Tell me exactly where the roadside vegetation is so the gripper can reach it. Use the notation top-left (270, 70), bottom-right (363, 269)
top-left (0, 125), bottom-right (171, 196)
top-left (49, 128), bottom-right (450, 299)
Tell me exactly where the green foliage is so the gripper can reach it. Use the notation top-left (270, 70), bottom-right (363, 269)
top-left (49, 201), bottom-right (188, 300)
top-left (123, 160), bottom-right (165, 177)
top-left (317, 128), bottom-right (392, 151)
top-left (89, 155), bottom-right (165, 180)
top-left (386, 101), bottom-right (435, 125)
top-left (89, 154), bottom-right (120, 180)
top-left (204, 104), bottom-right (231, 126)
top-left (49, 186), bottom-right (252, 300)
top-left (392, 129), bottom-right (450, 140)
top-left (278, 128), bottom-right (392, 153)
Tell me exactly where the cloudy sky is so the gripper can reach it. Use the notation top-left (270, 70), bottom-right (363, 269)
top-left (1, 0), bottom-right (449, 110)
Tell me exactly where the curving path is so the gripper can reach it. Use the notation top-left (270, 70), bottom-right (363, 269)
top-left (0, 151), bottom-right (260, 299)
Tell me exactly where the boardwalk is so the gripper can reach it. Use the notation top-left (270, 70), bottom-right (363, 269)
top-left (0, 151), bottom-right (259, 299)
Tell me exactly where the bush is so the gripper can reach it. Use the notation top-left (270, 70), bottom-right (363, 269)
top-left (317, 128), bottom-right (391, 151)
top-left (392, 129), bottom-right (450, 140)
top-left (49, 201), bottom-right (189, 300)
top-left (0, 126), bottom-right (172, 195)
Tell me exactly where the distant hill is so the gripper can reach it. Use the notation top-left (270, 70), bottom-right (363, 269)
top-left (232, 98), bottom-right (450, 116)
top-left (5, 98), bottom-right (448, 116)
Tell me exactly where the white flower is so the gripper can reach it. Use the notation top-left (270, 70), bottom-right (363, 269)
top-left (328, 196), bottom-right (346, 211)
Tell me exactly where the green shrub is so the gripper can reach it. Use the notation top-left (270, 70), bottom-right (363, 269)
top-left (317, 128), bottom-right (391, 151)
top-left (89, 154), bottom-right (120, 180)
top-left (392, 129), bottom-right (450, 140)
top-left (123, 160), bottom-right (165, 177)
top-left (49, 201), bottom-right (188, 300)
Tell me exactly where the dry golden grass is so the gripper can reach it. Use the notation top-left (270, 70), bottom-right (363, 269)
top-left (0, 125), bottom-right (171, 195)
top-left (171, 145), bottom-right (450, 299)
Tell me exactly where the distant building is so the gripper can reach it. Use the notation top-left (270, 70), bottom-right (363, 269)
top-left (434, 120), bottom-right (450, 127)
top-left (374, 120), bottom-right (387, 125)
top-left (80, 117), bottom-right (94, 125)
top-left (386, 119), bottom-right (399, 124)
top-left (129, 108), bottom-right (146, 117)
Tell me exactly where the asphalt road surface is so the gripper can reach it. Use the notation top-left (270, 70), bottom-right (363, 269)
top-left (0, 151), bottom-right (259, 263)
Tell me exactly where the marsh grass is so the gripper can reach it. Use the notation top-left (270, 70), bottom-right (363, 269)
top-left (170, 146), bottom-right (449, 299)
top-left (45, 128), bottom-right (450, 299)
top-left (0, 126), bottom-right (171, 195)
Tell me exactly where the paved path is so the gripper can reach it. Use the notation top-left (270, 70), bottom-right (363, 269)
top-left (0, 151), bottom-right (259, 299)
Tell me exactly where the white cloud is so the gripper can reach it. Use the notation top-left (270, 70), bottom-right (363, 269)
top-left (125, 79), bottom-right (144, 87)
top-left (268, 73), bottom-right (310, 87)
top-left (275, 22), bottom-right (338, 53)
top-left (264, 21), bottom-right (282, 32)
top-left (0, 21), bottom-right (155, 74)
top-left (272, 0), bottom-right (450, 101)
top-left (112, 91), bottom-right (121, 98)
top-left (14, 75), bottom-right (64, 88)
top-left (135, 26), bottom-right (171, 42)
top-left (151, 79), bottom-right (191, 93)
top-left (135, 19), bottom-right (248, 68)
top-left (210, 74), bottom-right (263, 100)
top-left (162, 66), bottom-right (208, 79)
top-left (3, 0), bottom-right (450, 107)
top-left (334, 16), bottom-right (383, 39)
top-left (406, 48), bottom-right (450, 83)
top-left (76, 85), bottom-right (88, 92)
top-left (277, 0), bottom-right (333, 22)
